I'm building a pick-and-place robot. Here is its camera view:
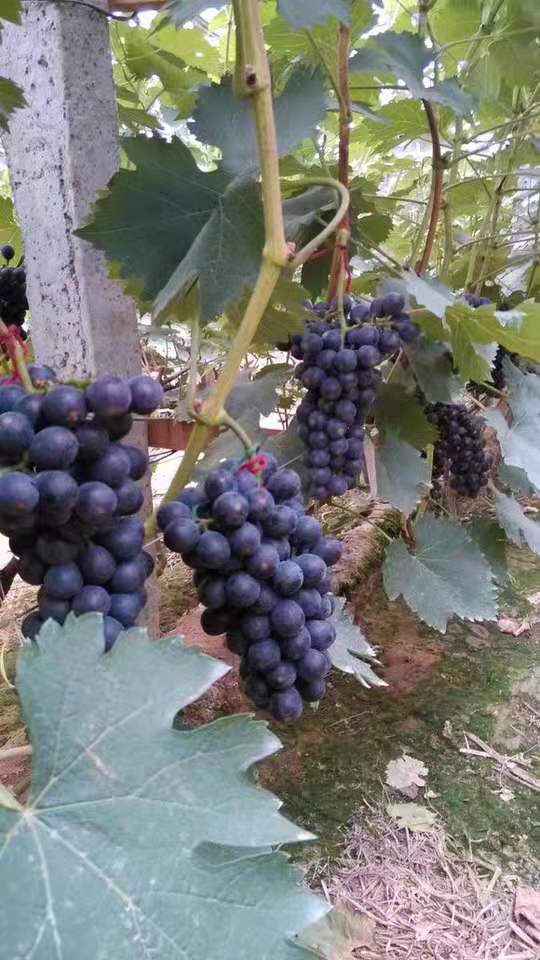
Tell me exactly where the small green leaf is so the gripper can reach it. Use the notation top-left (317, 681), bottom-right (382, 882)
top-left (469, 300), bottom-right (540, 364)
top-left (0, 614), bottom-right (327, 959)
top-left (0, 195), bottom-right (22, 264)
top-left (494, 490), bottom-right (540, 555)
top-left (383, 515), bottom-right (497, 632)
top-left (354, 99), bottom-right (427, 151)
top-left (375, 434), bottom-right (430, 515)
top-left (405, 338), bottom-right (463, 403)
top-left (328, 597), bottom-right (386, 688)
top-left (278, 0), bottom-right (351, 28)
top-left (375, 384), bottom-right (437, 449)
top-left (191, 69), bottom-right (327, 175)
top-left (155, 175), bottom-right (265, 323)
top-left (0, 76), bottom-right (25, 132)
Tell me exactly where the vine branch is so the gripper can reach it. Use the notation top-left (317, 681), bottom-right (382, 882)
top-left (145, 0), bottom-right (288, 535)
top-left (327, 23), bottom-right (352, 302)
top-left (416, 99), bottom-right (444, 275)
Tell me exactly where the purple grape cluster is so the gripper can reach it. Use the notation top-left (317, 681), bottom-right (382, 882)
top-left (287, 292), bottom-right (420, 499)
top-left (0, 366), bottom-right (163, 647)
top-left (156, 455), bottom-right (342, 721)
top-left (0, 244), bottom-right (28, 334)
top-left (425, 402), bottom-right (491, 497)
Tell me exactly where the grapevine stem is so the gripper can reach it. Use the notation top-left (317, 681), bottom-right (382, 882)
top-left (327, 23), bottom-right (352, 302)
top-left (416, 100), bottom-right (444, 275)
top-left (145, 0), bottom-right (287, 537)
top-left (288, 178), bottom-right (350, 270)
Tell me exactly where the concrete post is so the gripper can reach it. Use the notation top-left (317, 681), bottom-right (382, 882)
top-left (0, 0), bottom-right (141, 380)
top-left (0, 1), bottom-right (159, 635)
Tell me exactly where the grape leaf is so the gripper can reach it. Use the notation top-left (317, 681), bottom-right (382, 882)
top-left (190, 68), bottom-right (327, 175)
top-left (375, 384), bottom-right (437, 449)
top-left (362, 32), bottom-right (473, 114)
top-left (445, 304), bottom-right (495, 382)
top-left (494, 490), bottom-right (540, 555)
top-left (451, 301), bottom-right (540, 364)
top-left (467, 519), bottom-right (508, 581)
top-left (0, 195), bottom-right (22, 264)
top-left (402, 271), bottom-right (455, 320)
top-left (154, 175), bottom-right (265, 323)
top-left (328, 597), bottom-right (386, 688)
top-left (277, 0), bottom-right (351, 28)
top-left (498, 463), bottom-right (539, 496)
top-left (76, 136), bottom-right (231, 305)
top-left (485, 360), bottom-right (540, 491)
top-left (375, 434), bottom-right (430, 515)
top-left (382, 515), bottom-right (498, 632)
top-left (0, 615), bottom-right (327, 959)
top-left (0, 76), bottom-right (25, 132)
top-left (227, 278), bottom-right (307, 345)
top-left (160, 0), bottom-right (226, 28)
top-left (0, 0), bottom-right (21, 24)
top-left (405, 338), bottom-right (464, 403)
top-left (192, 368), bottom-right (289, 477)
top-left (353, 99), bottom-right (427, 152)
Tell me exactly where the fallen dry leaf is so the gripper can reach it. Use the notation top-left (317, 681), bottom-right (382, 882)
top-left (385, 754), bottom-right (428, 798)
top-left (386, 802), bottom-right (437, 832)
top-left (497, 617), bottom-right (530, 636)
top-left (296, 904), bottom-right (376, 959)
top-left (526, 591), bottom-right (540, 606)
top-left (514, 887), bottom-right (540, 944)
top-left (498, 786), bottom-right (515, 803)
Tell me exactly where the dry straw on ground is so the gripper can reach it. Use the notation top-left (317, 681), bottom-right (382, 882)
top-left (313, 808), bottom-right (538, 959)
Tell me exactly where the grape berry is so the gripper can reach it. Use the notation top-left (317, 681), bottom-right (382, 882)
top-left (0, 371), bottom-right (163, 648)
top-left (157, 455), bottom-right (343, 721)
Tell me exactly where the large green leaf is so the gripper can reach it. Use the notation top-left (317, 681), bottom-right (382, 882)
top-left (76, 136), bottom-right (231, 305)
top-left (485, 359), bottom-right (540, 491)
top-left (152, 21), bottom-right (222, 75)
top-left (461, 300), bottom-right (540, 364)
top-left (191, 69), bottom-right (327, 175)
top-left (353, 99), bottom-right (427, 151)
top-left (375, 433), bottom-right (430, 515)
top-left (0, 76), bottom-right (25, 132)
top-left (0, 615), bottom-right (327, 959)
top-left (154, 175), bottom-right (265, 323)
top-left (494, 490), bottom-right (540, 555)
top-left (327, 597), bottom-right (386, 688)
top-left (278, 0), bottom-right (350, 28)
top-left (383, 515), bottom-right (497, 632)
top-left (405, 338), bottom-right (463, 403)
top-left (266, 2), bottom-right (373, 71)
top-left (375, 384), bottom-right (437, 449)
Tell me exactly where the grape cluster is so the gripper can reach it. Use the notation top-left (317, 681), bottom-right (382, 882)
top-left (0, 367), bottom-right (163, 648)
top-left (425, 402), bottom-right (491, 497)
top-left (156, 456), bottom-right (342, 721)
top-left (0, 245), bottom-right (28, 333)
top-left (286, 292), bottom-right (420, 499)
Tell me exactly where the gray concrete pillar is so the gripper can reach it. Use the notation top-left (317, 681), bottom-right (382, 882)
top-left (0, 0), bottom-right (141, 380)
top-left (0, 1), bottom-right (159, 635)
